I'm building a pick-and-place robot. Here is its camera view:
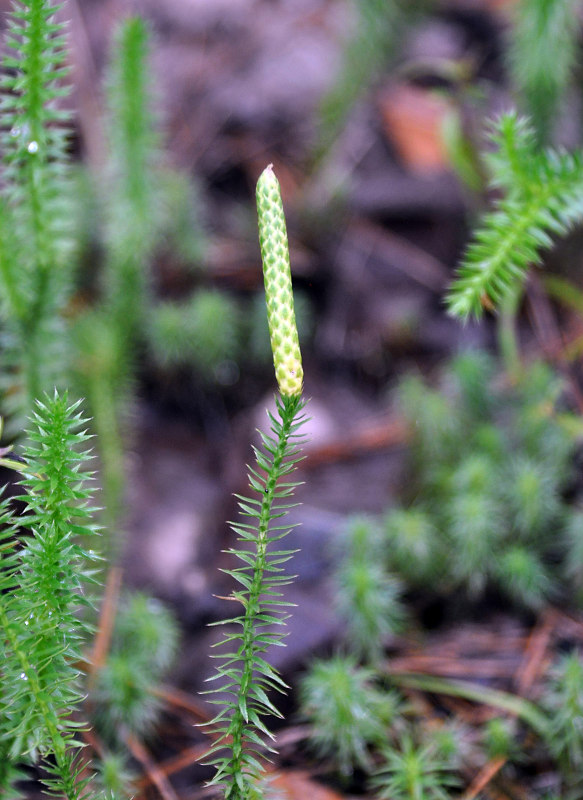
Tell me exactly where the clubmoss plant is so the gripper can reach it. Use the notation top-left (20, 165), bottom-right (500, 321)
top-left (384, 508), bottom-right (443, 587)
top-left (496, 545), bottom-right (553, 610)
top-left (101, 17), bottom-right (160, 347)
top-left (74, 14), bottom-right (206, 541)
top-left (333, 516), bottom-right (405, 664)
top-left (508, 0), bottom-right (581, 145)
top-left (150, 289), bottom-right (240, 376)
top-left (299, 655), bottom-right (403, 773)
top-left (74, 15), bottom-right (164, 537)
top-left (447, 112), bottom-right (583, 321)
top-left (0, 393), bottom-right (100, 799)
top-left (203, 165), bottom-right (307, 800)
top-left (0, 398), bottom-right (179, 800)
top-left (428, 721), bottom-right (473, 771)
top-left (0, 2), bottom-right (209, 545)
top-left (371, 732), bottom-right (459, 800)
top-left (97, 752), bottom-right (135, 800)
top-left (89, 591), bottom-right (179, 797)
top-left (382, 350), bottom-right (577, 609)
top-left (92, 592), bottom-right (178, 742)
top-left (445, 1), bottom-right (582, 322)
top-left (0, 0), bottom-right (75, 422)
top-left (541, 651), bottom-right (583, 796)
top-left (483, 717), bottom-right (520, 761)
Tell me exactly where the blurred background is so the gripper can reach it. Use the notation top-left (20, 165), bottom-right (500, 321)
top-left (60, 0), bottom-right (505, 597)
top-left (7, 0), bottom-right (583, 796)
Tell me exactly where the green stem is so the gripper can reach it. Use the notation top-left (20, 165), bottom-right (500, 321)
top-left (497, 284), bottom-right (522, 381)
top-left (86, 364), bottom-right (125, 553)
top-left (227, 393), bottom-right (300, 800)
top-left (10, 1), bottom-right (66, 410)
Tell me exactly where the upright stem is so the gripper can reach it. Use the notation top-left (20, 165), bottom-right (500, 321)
top-left (498, 285), bottom-right (522, 382)
top-left (0, 601), bottom-right (83, 800)
top-left (227, 394), bottom-right (299, 800)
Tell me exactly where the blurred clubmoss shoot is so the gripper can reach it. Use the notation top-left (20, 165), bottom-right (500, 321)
top-left (300, 656), bottom-right (402, 773)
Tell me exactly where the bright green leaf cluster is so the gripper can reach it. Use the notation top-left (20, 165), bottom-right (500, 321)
top-left (150, 289), bottom-right (240, 375)
top-left (447, 112), bottom-right (583, 320)
top-left (0, 0), bottom-right (75, 417)
top-left (333, 517), bottom-right (405, 664)
top-left (388, 351), bottom-right (576, 609)
top-left (0, 393), bottom-right (101, 799)
top-left (93, 592), bottom-right (178, 739)
top-left (542, 651), bottom-right (583, 795)
top-left (372, 734), bottom-right (459, 800)
top-left (300, 655), bottom-right (401, 772)
top-left (508, 0), bottom-right (581, 144)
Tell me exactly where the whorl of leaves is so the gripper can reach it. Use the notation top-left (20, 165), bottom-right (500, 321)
top-left (447, 112), bottom-right (583, 320)
top-left (203, 394), bottom-right (307, 800)
top-left (0, 393), bottom-right (100, 799)
top-left (508, 0), bottom-right (581, 144)
top-left (0, 0), bottom-right (74, 413)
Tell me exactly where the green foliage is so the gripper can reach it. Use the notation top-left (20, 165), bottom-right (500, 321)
top-left (429, 721), bottom-right (473, 770)
top-left (0, 1), bottom-right (212, 548)
top-left (73, 14), bottom-right (206, 538)
top-left (541, 651), bottom-right (583, 793)
top-left (384, 509), bottom-right (441, 586)
top-left (495, 545), bottom-right (552, 610)
top-left (448, 2), bottom-right (583, 319)
top-left (97, 752), bottom-right (135, 800)
top-left (93, 592), bottom-right (178, 742)
top-left (483, 717), bottom-right (520, 761)
top-left (447, 112), bottom-right (583, 320)
top-left (333, 517), bottom-right (405, 664)
top-left (101, 16), bottom-right (160, 347)
top-left (315, 0), bottom-right (427, 160)
top-left (371, 732), bottom-right (459, 800)
top-left (99, 17), bottom-right (204, 315)
top-left (76, 15), bottom-right (162, 537)
top-left (0, 0), bottom-right (74, 417)
top-left (150, 289), bottom-right (240, 375)
top-left (508, 0), bottom-right (581, 144)
top-left (0, 393), bottom-right (100, 799)
top-left (203, 394), bottom-right (307, 799)
top-left (386, 350), bottom-right (576, 609)
top-left (299, 655), bottom-right (402, 772)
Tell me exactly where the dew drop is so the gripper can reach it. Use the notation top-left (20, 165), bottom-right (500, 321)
top-left (19, 672), bottom-right (27, 681)
top-left (10, 126), bottom-right (20, 138)
top-left (27, 141), bottom-right (39, 154)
